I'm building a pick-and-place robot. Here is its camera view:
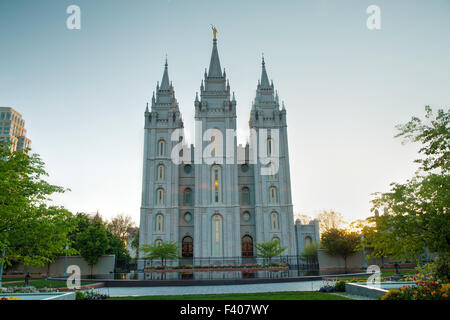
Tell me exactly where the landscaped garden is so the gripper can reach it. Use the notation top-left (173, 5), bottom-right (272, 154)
top-left (1, 277), bottom-right (94, 289)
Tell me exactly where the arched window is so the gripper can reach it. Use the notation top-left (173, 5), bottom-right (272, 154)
top-left (157, 164), bottom-right (165, 181)
top-left (156, 188), bottom-right (165, 206)
top-left (212, 214), bottom-right (223, 257)
top-left (272, 236), bottom-right (280, 243)
top-left (184, 188), bottom-right (192, 206)
top-left (211, 165), bottom-right (222, 203)
top-left (269, 186), bottom-right (277, 203)
top-left (267, 137), bottom-right (273, 156)
top-left (182, 236), bottom-right (193, 257)
top-left (155, 214), bottom-right (164, 233)
top-left (241, 187), bottom-right (250, 205)
top-left (158, 140), bottom-right (165, 156)
top-left (155, 239), bottom-right (163, 246)
top-left (305, 236), bottom-right (312, 246)
top-left (271, 211), bottom-right (279, 230)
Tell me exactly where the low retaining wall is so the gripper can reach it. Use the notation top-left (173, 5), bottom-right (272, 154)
top-left (345, 282), bottom-right (388, 299)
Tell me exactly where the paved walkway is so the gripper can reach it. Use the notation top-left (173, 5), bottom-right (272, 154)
top-left (96, 280), bottom-right (329, 297)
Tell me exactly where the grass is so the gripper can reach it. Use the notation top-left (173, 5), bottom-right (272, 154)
top-left (1, 278), bottom-right (94, 289)
top-left (107, 291), bottom-right (352, 300)
top-left (324, 268), bottom-right (417, 282)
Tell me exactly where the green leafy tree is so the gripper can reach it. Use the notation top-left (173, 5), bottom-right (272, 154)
top-left (364, 107), bottom-right (449, 272)
top-left (140, 242), bottom-right (178, 267)
top-left (130, 229), bottom-right (140, 260)
top-left (0, 143), bottom-right (77, 269)
top-left (106, 231), bottom-right (131, 271)
top-left (255, 240), bottom-right (287, 264)
top-left (300, 242), bottom-right (319, 264)
top-left (321, 228), bottom-right (361, 272)
top-left (75, 223), bottom-right (110, 275)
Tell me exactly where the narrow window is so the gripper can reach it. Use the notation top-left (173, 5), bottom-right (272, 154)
top-left (156, 214), bottom-right (164, 232)
top-left (212, 214), bottom-right (223, 257)
top-left (271, 211), bottom-right (279, 230)
top-left (211, 165), bottom-right (222, 203)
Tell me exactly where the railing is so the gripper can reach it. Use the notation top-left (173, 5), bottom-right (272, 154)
top-left (134, 255), bottom-right (319, 271)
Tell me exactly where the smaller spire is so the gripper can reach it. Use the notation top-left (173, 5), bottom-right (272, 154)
top-left (195, 92), bottom-right (199, 102)
top-left (145, 102), bottom-right (149, 113)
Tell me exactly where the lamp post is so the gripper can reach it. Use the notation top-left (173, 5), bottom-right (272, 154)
top-left (63, 244), bottom-right (69, 277)
top-left (0, 244), bottom-right (7, 288)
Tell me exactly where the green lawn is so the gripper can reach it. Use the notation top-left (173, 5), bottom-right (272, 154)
top-left (108, 291), bottom-right (351, 300)
top-left (1, 278), bottom-right (93, 289)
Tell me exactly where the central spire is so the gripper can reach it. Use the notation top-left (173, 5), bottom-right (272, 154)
top-left (208, 29), bottom-right (222, 78)
top-left (260, 55), bottom-right (271, 89)
top-left (160, 57), bottom-right (170, 90)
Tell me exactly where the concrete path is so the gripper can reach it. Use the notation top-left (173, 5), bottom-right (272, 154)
top-left (95, 280), bottom-right (329, 297)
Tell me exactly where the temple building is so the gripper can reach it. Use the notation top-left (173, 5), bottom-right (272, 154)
top-left (139, 31), bottom-right (318, 265)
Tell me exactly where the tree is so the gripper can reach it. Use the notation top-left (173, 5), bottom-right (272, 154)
top-left (300, 242), bottom-right (319, 264)
top-left (321, 228), bottom-right (361, 272)
top-left (75, 223), bottom-right (110, 275)
top-left (316, 209), bottom-right (345, 234)
top-left (365, 107), bottom-right (449, 269)
top-left (295, 213), bottom-right (313, 224)
top-left (106, 231), bottom-right (131, 271)
top-left (255, 240), bottom-right (287, 265)
top-left (129, 229), bottom-right (140, 260)
top-left (0, 143), bottom-right (77, 269)
top-left (107, 213), bottom-right (135, 242)
top-left (140, 242), bottom-right (178, 267)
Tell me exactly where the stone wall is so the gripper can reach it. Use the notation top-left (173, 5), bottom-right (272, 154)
top-left (7, 255), bottom-right (116, 276)
top-left (318, 249), bottom-right (387, 271)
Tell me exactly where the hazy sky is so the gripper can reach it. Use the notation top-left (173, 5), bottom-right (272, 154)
top-left (1, 0), bottom-right (449, 225)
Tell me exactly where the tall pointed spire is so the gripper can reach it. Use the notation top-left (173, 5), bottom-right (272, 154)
top-left (208, 30), bottom-right (222, 78)
top-left (260, 54), bottom-right (270, 89)
top-left (160, 56), bottom-right (170, 90)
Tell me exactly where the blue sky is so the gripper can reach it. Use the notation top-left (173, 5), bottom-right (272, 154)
top-left (1, 0), bottom-right (449, 224)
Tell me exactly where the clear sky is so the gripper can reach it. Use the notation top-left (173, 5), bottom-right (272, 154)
top-left (1, 0), bottom-right (449, 225)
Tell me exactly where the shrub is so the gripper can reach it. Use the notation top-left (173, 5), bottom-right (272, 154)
top-left (75, 290), bottom-right (108, 300)
top-left (75, 291), bottom-right (85, 300)
top-left (318, 284), bottom-right (336, 293)
top-left (334, 280), bottom-right (347, 292)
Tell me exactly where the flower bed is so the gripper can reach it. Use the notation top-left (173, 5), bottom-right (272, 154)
top-left (381, 281), bottom-right (450, 300)
top-left (1, 296), bottom-right (21, 301)
top-left (38, 282), bottom-right (105, 292)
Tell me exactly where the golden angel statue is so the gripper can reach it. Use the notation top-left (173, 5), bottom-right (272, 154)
top-left (211, 25), bottom-right (218, 39)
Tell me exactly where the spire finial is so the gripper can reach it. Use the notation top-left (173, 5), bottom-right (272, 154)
top-left (262, 53), bottom-right (265, 65)
top-left (165, 54), bottom-right (168, 67)
top-left (211, 24), bottom-right (218, 39)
